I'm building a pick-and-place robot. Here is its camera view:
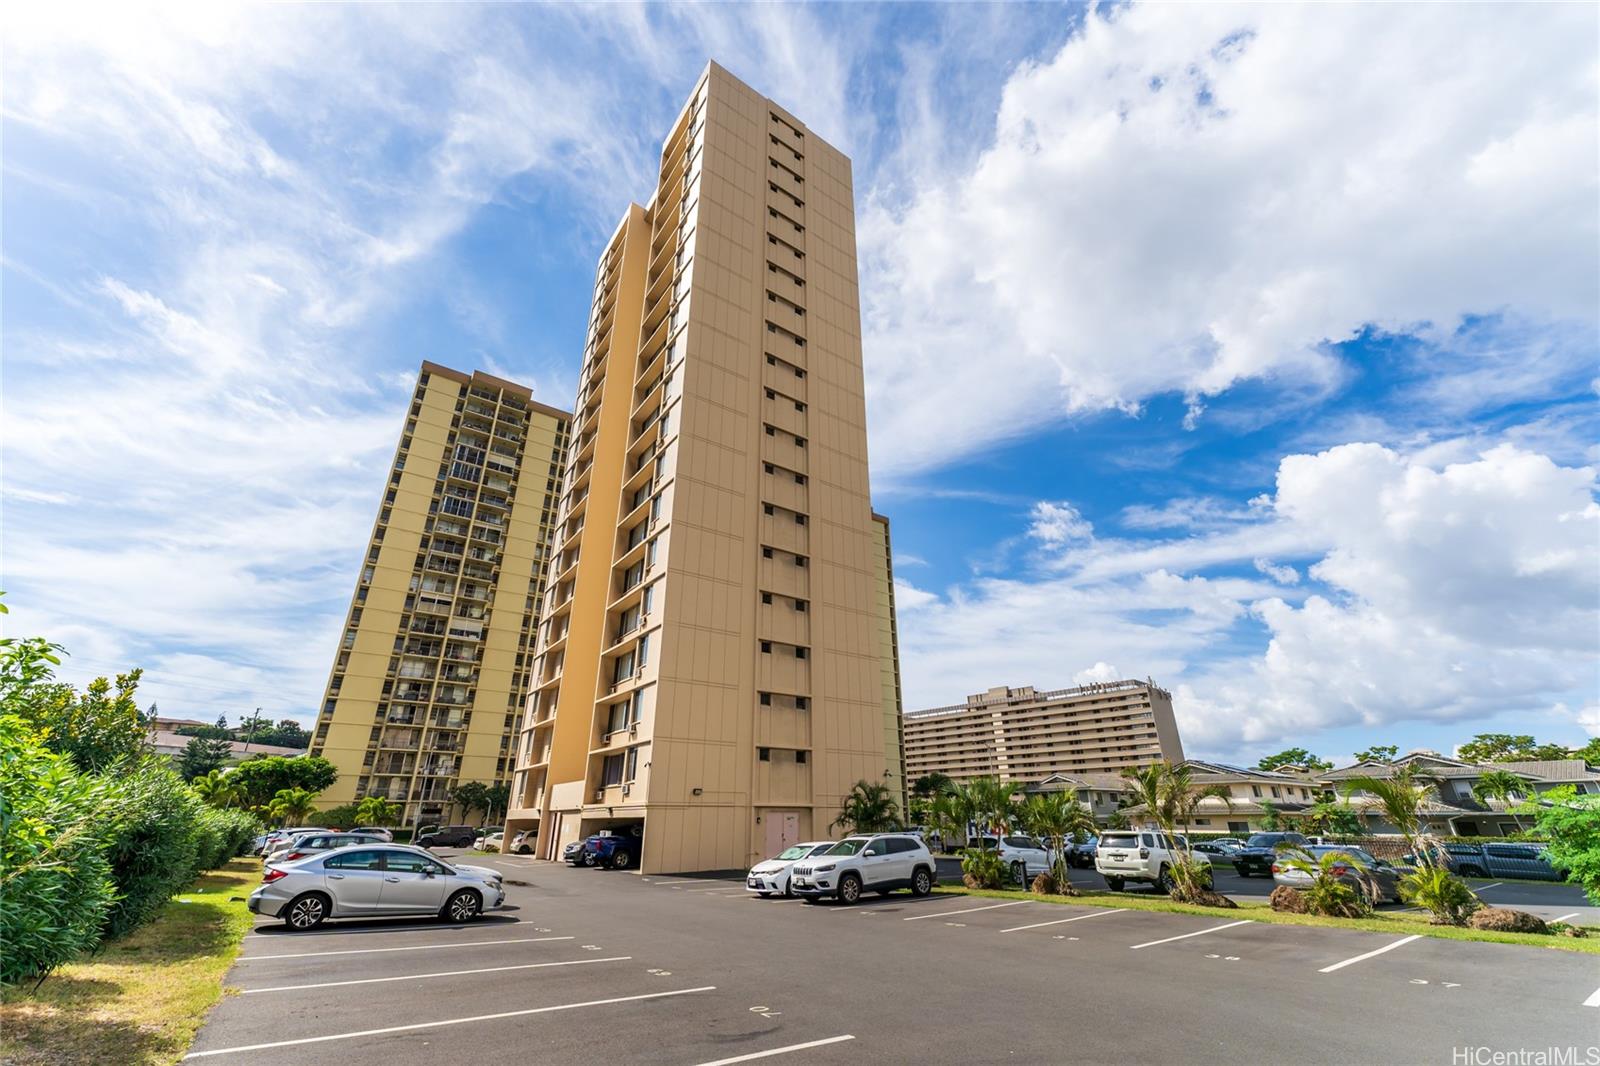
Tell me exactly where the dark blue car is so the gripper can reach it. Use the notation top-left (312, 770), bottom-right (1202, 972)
top-left (583, 830), bottom-right (642, 869)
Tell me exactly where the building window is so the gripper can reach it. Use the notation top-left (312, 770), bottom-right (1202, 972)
top-left (761, 641), bottom-right (772, 653)
top-left (796, 750), bottom-right (808, 764)
top-left (759, 692), bottom-right (772, 706)
top-left (602, 753), bottom-right (624, 787)
top-left (759, 747), bottom-right (771, 762)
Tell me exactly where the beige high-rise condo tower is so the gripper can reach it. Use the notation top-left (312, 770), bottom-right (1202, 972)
top-left (310, 362), bottom-right (570, 827)
top-left (506, 62), bottom-right (901, 874)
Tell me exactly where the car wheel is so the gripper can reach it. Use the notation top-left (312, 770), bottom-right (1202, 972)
top-left (582, 852), bottom-right (597, 867)
top-left (783, 879), bottom-right (794, 898)
top-left (1011, 861), bottom-right (1026, 886)
top-left (443, 889), bottom-right (482, 923)
top-left (1105, 876), bottom-right (1124, 892)
top-left (610, 851), bottom-right (631, 870)
top-left (1156, 866), bottom-right (1173, 894)
top-left (838, 873), bottom-right (862, 905)
top-left (284, 893), bottom-right (328, 931)
top-left (912, 867), bottom-right (933, 896)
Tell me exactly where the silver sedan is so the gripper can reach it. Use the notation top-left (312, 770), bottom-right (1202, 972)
top-left (249, 844), bottom-right (506, 930)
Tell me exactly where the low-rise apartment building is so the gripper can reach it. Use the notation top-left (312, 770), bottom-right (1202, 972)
top-left (903, 679), bottom-right (1184, 786)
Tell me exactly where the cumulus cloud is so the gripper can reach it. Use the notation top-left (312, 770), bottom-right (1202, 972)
top-left (1028, 501), bottom-right (1094, 547)
top-left (897, 441), bottom-right (1599, 755)
top-left (862, 3), bottom-right (1599, 474)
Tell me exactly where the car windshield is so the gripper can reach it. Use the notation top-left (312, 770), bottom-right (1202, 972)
top-left (774, 846), bottom-right (811, 860)
top-left (1099, 833), bottom-right (1138, 849)
top-left (825, 839), bottom-right (868, 856)
top-left (1246, 834), bottom-right (1290, 848)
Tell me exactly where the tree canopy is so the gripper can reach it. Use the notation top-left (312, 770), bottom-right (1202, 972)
top-left (1352, 744), bottom-right (1399, 763)
top-left (228, 755), bottom-right (337, 810)
top-left (178, 735), bottom-right (234, 780)
top-left (1256, 747), bottom-right (1333, 772)
top-left (1457, 733), bottom-right (1570, 763)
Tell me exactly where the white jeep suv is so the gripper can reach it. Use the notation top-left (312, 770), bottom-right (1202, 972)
top-left (790, 834), bottom-right (938, 904)
top-left (1095, 830), bottom-right (1212, 893)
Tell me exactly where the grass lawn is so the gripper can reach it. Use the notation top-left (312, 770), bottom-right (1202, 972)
top-left (934, 883), bottom-right (1600, 954)
top-left (0, 858), bottom-right (258, 1066)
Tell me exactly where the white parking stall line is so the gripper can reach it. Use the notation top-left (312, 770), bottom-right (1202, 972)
top-left (1129, 919), bottom-right (1254, 950)
top-left (658, 878), bottom-right (716, 887)
top-left (692, 1034), bottom-right (857, 1065)
top-left (903, 901), bottom-right (1031, 922)
top-left (1473, 882), bottom-right (1504, 891)
top-left (1318, 934), bottom-right (1423, 973)
top-left (1551, 912), bottom-right (1581, 923)
top-left (241, 955), bottom-right (633, 994)
top-left (238, 935), bottom-right (574, 962)
top-left (182, 985), bottom-right (719, 1058)
top-left (1584, 985), bottom-right (1600, 1008)
top-left (1001, 908), bottom-right (1128, 933)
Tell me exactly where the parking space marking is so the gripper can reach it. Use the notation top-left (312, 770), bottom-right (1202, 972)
top-left (1473, 882), bottom-right (1503, 891)
top-left (658, 878), bottom-right (716, 887)
top-left (1129, 919), bottom-right (1253, 950)
top-left (238, 935), bottom-right (574, 962)
top-left (691, 1034), bottom-right (856, 1065)
top-left (247, 918), bottom-right (529, 938)
top-left (1001, 908), bottom-right (1127, 933)
top-left (182, 985), bottom-right (720, 1058)
top-left (1584, 985), bottom-right (1600, 1008)
top-left (241, 956), bottom-right (632, 994)
top-left (1318, 934), bottom-right (1422, 973)
top-left (904, 901), bottom-right (1030, 922)
top-left (1552, 912), bottom-right (1580, 923)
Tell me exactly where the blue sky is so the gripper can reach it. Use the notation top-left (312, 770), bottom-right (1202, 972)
top-left (4, 3), bottom-right (1597, 766)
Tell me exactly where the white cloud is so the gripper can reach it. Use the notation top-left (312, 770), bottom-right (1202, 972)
top-left (896, 440), bottom-right (1599, 757)
top-left (1253, 559), bottom-right (1300, 585)
top-left (862, 3), bottom-right (1599, 475)
top-left (1028, 501), bottom-right (1093, 547)
top-left (1074, 661), bottom-right (1121, 685)
top-left (893, 580), bottom-right (938, 611)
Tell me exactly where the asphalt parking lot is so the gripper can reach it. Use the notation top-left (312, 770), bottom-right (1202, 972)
top-left (189, 853), bottom-right (1600, 1065)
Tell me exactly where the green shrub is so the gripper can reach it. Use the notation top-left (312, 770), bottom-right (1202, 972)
top-left (0, 715), bottom-right (119, 985)
top-left (1305, 876), bottom-right (1371, 918)
top-left (959, 846), bottom-right (1009, 889)
top-left (214, 807), bottom-right (262, 859)
top-left (319, 802), bottom-right (363, 829)
top-left (101, 760), bottom-right (205, 939)
top-left (1400, 866), bottom-right (1480, 926)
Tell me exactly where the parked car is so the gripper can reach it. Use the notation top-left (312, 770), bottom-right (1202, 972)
top-left (473, 826), bottom-right (506, 850)
top-left (791, 834), bottom-right (937, 904)
top-left (562, 839), bottom-right (590, 865)
top-left (250, 844), bottom-right (505, 930)
top-left (264, 832), bottom-right (386, 868)
top-left (415, 825), bottom-right (477, 849)
top-left (990, 835), bottom-right (1054, 884)
top-left (1209, 837), bottom-right (1245, 849)
top-left (1231, 832), bottom-right (1310, 877)
top-left (1192, 841), bottom-right (1241, 859)
top-left (1272, 845), bottom-right (1403, 903)
top-left (746, 841), bottom-right (835, 897)
top-left (260, 827), bottom-right (328, 856)
top-left (1481, 842), bottom-right (1565, 882)
top-left (581, 827), bottom-right (643, 869)
top-left (1095, 830), bottom-right (1213, 893)
top-left (1067, 836), bottom-right (1099, 868)
top-left (508, 829), bottom-right (537, 855)
top-left (350, 826), bottom-right (395, 843)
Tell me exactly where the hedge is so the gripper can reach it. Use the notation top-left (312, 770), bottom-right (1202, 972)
top-left (0, 715), bottom-right (262, 984)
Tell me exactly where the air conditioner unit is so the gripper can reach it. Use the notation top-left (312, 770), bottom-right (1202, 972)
top-left (621, 783), bottom-right (632, 797)
top-left (593, 789), bottom-right (605, 803)
top-left (629, 722), bottom-right (639, 736)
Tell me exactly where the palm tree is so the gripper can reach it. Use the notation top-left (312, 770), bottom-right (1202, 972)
top-left (190, 769), bottom-right (238, 809)
top-left (1119, 762), bottom-right (1231, 897)
top-left (1018, 791), bottom-right (1097, 891)
top-left (945, 776), bottom-right (1018, 842)
top-left (832, 780), bottom-right (900, 834)
top-left (1471, 770), bottom-right (1529, 832)
top-left (925, 793), bottom-right (962, 852)
top-left (1340, 764), bottom-right (1442, 866)
top-left (1273, 846), bottom-right (1375, 917)
top-left (267, 787), bottom-right (321, 827)
top-left (354, 795), bottom-right (401, 827)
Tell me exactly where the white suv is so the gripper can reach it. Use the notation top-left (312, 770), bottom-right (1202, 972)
top-left (1095, 830), bottom-right (1212, 893)
top-left (975, 835), bottom-right (1055, 884)
top-left (790, 834), bottom-right (938, 904)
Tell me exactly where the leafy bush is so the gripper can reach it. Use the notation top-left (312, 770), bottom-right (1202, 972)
top-left (318, 802), bottom-right (364, 829)
top-left (0, 716), bottom-right (119, 985)
top-left (101, 760), bottom-right (205, 939)
top-left (1528, 786), bottom-right (1600, 903)
top-left (1269, 885), bottom-right (1309, 913)
top-left (1548, 922), bottom-right (1588, 938)
top-left (228, 755), bottom-right (337, 811)
top-left (959, 846), bottom-right (1009, 889)
top-left (1304, 876), bottom-right (1370, 919)
top-left (1399, 866), bottom-right (1479, 926)
top-left (1467, 907), bottom-right (1547, 934)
